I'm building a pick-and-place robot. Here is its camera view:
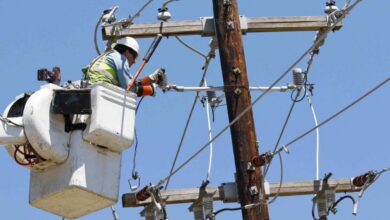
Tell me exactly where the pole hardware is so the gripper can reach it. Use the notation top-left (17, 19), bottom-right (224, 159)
top-left (247, 162), bottom-right (256, 172)
top-left (128, 173), bottom-right (141, 191)
top-left (324, 1), bottom-right (339, 14)
top-left (226, 21), bottom-right (235, 31)
top-left (189, 182), bottom-right (215, 220)
top-left (232, 67), bottom-right (241, 76)
top-left (251, 152), bottom-right (273, 168)
top-left (223, 0), bottom-right (232, 6)
top-left (234, 88), bottom-right (242, 95)
top-left (352, 171), bottom-right (376, 187)
top-left (102, 6), bottom-right (119, 25)
top-left (312, 173), bottom-right (336, 220)
top-left (249, 186), bottom-right (259, 196)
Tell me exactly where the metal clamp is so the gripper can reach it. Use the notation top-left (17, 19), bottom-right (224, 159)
top-left (200, 16), bottom-right (248, 36)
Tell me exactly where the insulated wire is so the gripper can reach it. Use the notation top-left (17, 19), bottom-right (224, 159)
top-left (203, 79), bottom-right (214, 181)
top-left (131, 97), bottom-right (144, 181)
top-left (165, 93), bottom-right (199, 190)
top-left (162, 0), bottom-right (180, 9)
top-left (268, 153), bottom-right (284, 204)
top-left (281, 75), bottom-right (390, 153)
top-left (165, 36), bottom-right (217, 189)
top-left (265, 0), bottom-right (363, 181)
top-left (128, 0), bottom-right (154, 24)
top-left (359, 167), bottom-right (390, 198)
top-left (174, 36), bottom-right (207, 59)
top-left (264, 91), bottom-right (300, 178)
top-left (94, 14), bottom-right (104, 55)
top-left (265, 92), bottom-right (299, 205)
top-left (155, 1), bottom-right (363, 187)
top-left (165, 56), bottom-right (213, 189)
top-left (307, 93), bottom-right (320, 180)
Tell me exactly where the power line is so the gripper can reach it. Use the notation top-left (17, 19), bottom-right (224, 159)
top-left (155, 1), bottom-right (363, 187)
top-left (165, 44), bottom-right (215, 189)
top-left (278, 75), bottom-right (390, 154)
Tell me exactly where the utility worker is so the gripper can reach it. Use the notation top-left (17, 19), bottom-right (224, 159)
top-left (82, 37), bottom-right (166, 96)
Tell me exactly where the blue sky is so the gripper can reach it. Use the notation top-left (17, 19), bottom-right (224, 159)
top-left (0, 0), bottom-right (389, 219)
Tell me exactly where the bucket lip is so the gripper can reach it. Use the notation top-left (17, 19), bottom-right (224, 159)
top-left (89, 83), bottom-right (137, 98)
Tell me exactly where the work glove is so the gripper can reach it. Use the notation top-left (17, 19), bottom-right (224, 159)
top-left (149, 68), bottom-right (167, 88)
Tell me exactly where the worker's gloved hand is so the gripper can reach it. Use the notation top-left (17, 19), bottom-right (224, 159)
top-left (149, 68), bottom-right (167, 88)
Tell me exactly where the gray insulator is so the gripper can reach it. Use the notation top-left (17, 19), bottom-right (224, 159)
top-left (292, 68), bottom-right (304, 87)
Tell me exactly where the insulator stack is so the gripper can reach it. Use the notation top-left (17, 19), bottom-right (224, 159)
top-left (136, 186), bottom-right (151, 201)
top-left (292, 68), bottom-right (304, 87)
top-left (352, 172), bottom-right (375, 187)
top-left (251, 152), bottom-right (273, 167)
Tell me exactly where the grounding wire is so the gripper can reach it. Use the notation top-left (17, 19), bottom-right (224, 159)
top-left (306, 92), bottom-right (320, 180)
top-left (164, 55), bottom-right (214, 189)
top-left (155, 0), bottom-right (363, 187)
top-left (278, 75), bottom-right (390, 155)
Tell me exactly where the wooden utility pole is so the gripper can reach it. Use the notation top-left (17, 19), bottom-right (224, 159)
top-left (212, 1), bottom-right (269, 220)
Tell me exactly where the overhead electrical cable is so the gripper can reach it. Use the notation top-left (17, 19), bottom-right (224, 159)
top-left (129, 96), bottom-right (145, 190)
top-left (264, 91), bottom-right (300, 178)
top-left (175, 36), bottom-right (207, 59)
top-left (94, 13), bottom-right (104, 55)
top-left (306, 93), bottom-right (321, 180)
top-left (203, 79), bottom-right (214, 182)
top-left (165, 41), bottom-right (216, 189)
top-left (155, 0), bottom-right (363, 188)
top-left (276, 75), bottom-right (390, 155)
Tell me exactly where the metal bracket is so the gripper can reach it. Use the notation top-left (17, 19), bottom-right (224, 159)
top-left (232, 67), bottom-right (241, 75)
top-left (200, 17), bottom-right (215, 36)
top-left (226, 21), bottom-right (235, 31)
top-left (221, 182), bottom-right (238, 203)
top-left (200, 16), bottom-right (248, 36)
top-left (247, 162), bottom-right (256, 172)
top-left (189, 182), bottom-right (215, 220)
top-left (223, 0), bottom-right (232, 6)
top-left (239, 16), bottom-right (248, 34)
top-left (234, 88), bottom-right (242, 95)
top-left (249, 186), bottom-right (259, 196)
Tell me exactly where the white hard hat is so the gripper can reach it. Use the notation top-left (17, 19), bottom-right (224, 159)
top-left (115, 37), bottom-right (140, 59)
